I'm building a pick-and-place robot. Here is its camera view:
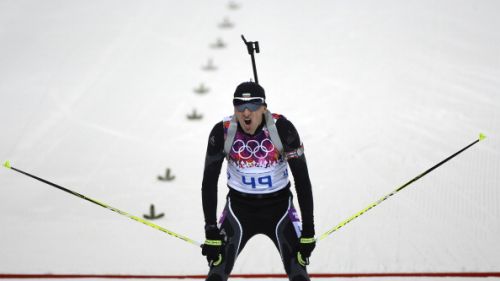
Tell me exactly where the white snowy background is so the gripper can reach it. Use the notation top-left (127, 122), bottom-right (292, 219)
top-left (1, 0), bottom-right (499, 278)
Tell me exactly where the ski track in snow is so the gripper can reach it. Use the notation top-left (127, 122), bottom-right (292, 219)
top-left (0, 0), bottom-right (499, 277)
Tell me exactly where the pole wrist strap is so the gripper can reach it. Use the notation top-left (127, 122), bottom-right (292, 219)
top-left (300, 237), bottom-right (316, 244)
top-left (205, 239), bottom-right (222, 246)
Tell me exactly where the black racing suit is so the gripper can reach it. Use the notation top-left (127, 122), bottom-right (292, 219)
top-left (201, 114), bottom-right (314, 281)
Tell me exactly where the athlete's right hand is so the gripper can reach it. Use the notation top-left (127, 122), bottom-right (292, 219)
top-left (202, 224), bottom-right (224, 267)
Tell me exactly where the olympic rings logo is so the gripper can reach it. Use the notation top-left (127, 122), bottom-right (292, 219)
top-left (232, 138), bottom-right (275, 160)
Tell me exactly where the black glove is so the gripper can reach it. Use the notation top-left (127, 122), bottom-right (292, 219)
top-left (201, 224), bottom-right (224, 267)
top-left (297, 236), bottom-right (316, 266)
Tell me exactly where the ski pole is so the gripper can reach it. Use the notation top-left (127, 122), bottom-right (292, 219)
top-left (317, 133), bottom-right (487, 242)
top-left (241, 35), bottom-right (260, 84)
top-left (3, 161), bottom-right (202, 248)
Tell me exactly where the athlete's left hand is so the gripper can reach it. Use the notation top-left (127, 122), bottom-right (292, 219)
top-left (297, 236), bottom-right (316, 266)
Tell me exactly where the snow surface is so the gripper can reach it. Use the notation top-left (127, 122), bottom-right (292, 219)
top-left (1, 0), bottom-right (499, 278)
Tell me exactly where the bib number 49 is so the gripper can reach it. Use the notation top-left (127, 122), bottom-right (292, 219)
top-left (242, 175), bottom-right (272, 189)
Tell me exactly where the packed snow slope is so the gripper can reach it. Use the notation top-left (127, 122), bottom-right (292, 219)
top-left (1, 0), bottom-right (499, 275)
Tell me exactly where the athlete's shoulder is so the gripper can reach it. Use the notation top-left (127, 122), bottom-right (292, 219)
top-left (211, 120), bottom-right (224, 132)
top-left (208, 121), bottom-right (224, 148)
top-left (273, 113), bottom-right (301, 149)
top-left (274, 114), bottom-right (296, 133)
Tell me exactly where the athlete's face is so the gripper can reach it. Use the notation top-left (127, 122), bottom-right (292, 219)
top-left (235, 105), bottom-right (267, 135)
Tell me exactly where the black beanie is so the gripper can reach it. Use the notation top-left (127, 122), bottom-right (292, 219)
top-left (233, 82), bottom-right (266, 101)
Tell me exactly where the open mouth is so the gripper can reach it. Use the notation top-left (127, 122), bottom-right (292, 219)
top-left (244, 119), bottom-right (251, 125)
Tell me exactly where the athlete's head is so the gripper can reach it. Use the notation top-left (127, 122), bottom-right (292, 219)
top-left (233, 82), bottom-right (267, 135)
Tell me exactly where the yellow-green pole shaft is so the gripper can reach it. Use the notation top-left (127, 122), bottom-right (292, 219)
top-left (3, 162), bottom-right (201, 247)
top-left (318, 133), bottom-right (486, 241)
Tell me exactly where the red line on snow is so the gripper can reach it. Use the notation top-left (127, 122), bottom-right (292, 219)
top-left (1, 272), bottom-right (500, 279)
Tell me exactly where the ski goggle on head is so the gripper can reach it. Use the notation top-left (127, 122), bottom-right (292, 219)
top-left (233, 97), bottom-right (265, 112)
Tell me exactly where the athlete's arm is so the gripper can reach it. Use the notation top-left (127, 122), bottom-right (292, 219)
top-left (201, 121), bottom-right (225, 226)
top-left (276, 117), bottom-right (315, 237)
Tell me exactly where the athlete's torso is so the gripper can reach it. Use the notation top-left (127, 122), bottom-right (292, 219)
top-left (223, 114), bottom-right (289, 194)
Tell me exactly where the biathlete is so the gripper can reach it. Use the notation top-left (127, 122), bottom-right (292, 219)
top-left (201, 82), bottom-right (315, 281)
